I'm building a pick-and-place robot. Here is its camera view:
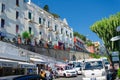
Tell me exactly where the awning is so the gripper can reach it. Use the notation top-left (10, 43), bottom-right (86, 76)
top-left (30, 58), bottom-right (47, 64)
top-left (0, 32), bottom-right (6, 36)
top-left (18, 62), bottom-right (36, 68)
top-left (0, 59), bottom-right (18, 68)
top-left (55, 64), bottom-right (68, 68)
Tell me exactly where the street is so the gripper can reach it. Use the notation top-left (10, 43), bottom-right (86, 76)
top-left (54, 71), bottom-right (113, 80)
top-left (55, 75), bottom-right (83, 80)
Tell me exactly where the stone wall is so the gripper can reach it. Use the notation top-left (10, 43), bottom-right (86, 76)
top-left (18, 44), bottom-right (90, 61)
top-left (0, 41), bottom-right (90, 61)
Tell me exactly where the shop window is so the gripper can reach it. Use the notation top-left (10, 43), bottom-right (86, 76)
top-left (1, 4), bottom-right (5, 13)
top-left (29, 27), bottom-right (32, 34)
top-left (16, 25), bottom-right (19, 33)
top-left (16, 11), bottom-right (19, 19)
top-left (1, 19), bottom-right (5, 28)
top-left (16, 0), bottom-right (19, 6)
top-left (28, 12), bottom-right (32, 19)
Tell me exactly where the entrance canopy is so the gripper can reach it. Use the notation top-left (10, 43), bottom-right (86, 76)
top-left (18, 62), bottom-right (36, 69)
top-left (0, 59), bottom-right (36, 68)
top-left (30, 58), bottom-right (47, 64)
top-left (0, 59), bottom-right (18, 68)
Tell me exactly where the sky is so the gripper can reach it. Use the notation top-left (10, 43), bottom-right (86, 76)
top-left (31, 0), bottom-right (120, 44)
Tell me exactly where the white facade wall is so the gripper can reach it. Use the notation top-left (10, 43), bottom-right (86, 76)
top-left (0, 0), bottom-right (74, 47)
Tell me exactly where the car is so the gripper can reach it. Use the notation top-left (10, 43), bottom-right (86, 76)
top-left (69, 60), bottom-right (83, 75)
top-left (82, 58), bottom-right (107, 80)
top-left (56, 65), bottom-right (77, 77)
top-left (101, 57), bottom-right (110, 70)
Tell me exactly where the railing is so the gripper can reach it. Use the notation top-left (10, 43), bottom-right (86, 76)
top-left (0, 37), bottom-right (89, 53)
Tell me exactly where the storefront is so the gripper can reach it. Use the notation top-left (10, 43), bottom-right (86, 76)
top-left (0, 59), bottom-right (37, 77)
top-left (18, 62), bottom-right (37, 75)
top-left (0, 59), bottom-right (18, 77)
top-left (30, 58), bottom-right (47, 74)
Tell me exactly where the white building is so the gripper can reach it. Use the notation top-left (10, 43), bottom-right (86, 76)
top-left (0, 0), bottom-right (74, 48)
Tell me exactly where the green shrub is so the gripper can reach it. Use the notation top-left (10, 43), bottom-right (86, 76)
top-left (117, 68), bottom-right (120, 78)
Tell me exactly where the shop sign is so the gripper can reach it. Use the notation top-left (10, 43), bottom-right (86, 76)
top-left (112, 51), bottom-right (119, 62)
top-left (1, 62), bottom-right (18, 68)
top-left (112, 51), bottom-right (119, 56)
top-left (20, 64), bottom-right (36, 68)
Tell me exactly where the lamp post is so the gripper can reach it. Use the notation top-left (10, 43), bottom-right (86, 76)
top-left (110, 26), bottom-right (120, 68)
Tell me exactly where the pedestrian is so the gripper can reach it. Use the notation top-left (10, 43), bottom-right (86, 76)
top-left (40, 70), bottom-right (46, 80)
top-left (39, 39), bottom-right (43, 46)
top-left (49, 70), bottom-right (53, 80)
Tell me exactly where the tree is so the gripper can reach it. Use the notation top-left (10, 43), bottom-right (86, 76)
top-left (74, 32), bottom-right (86, 41)
top-left (90, 12), bottom-right (120, 55)
top-left (89, 53), bottom-right (101, 58)
top-left (51, 13), bottom-right (60, 18)
top-left (43, 5), bottom-right (49, 12)
top-left (22, 31), bottom-right (30, 39)
top-left (74, 32), bottom-right (94, 47)
top-left (22, 31), bottom-right (31, 44)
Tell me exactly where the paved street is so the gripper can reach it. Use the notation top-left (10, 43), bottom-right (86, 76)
top-left (55, 75), bottom-right (83, 80)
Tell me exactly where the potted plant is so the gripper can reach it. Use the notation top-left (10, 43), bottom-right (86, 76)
top-left (22, 31), bottom-right (31, 44)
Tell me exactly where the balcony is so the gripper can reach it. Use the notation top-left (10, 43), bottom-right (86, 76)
top-left (28, 19), bottom-right (34, 23)
top-left (38, 24), bottom-right (44, 28)
top-left (47, 27), bottom-right (53, 31)
top-left (54, 31), bottom-right (59, 34)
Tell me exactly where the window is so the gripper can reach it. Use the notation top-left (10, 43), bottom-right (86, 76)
top-left (43, 18), bottom-right (45, 25)
top-left (66, 31), bottom-right (68, 35)
top-left (29, 27), bottom-right (31, 34)
top-left (16, 0), bottom-right (19, 6)
top-left (1, 19), bottom-right (5, 28)
top-left (61, 28), bottom-right (63, 34)
top-left (39, 32), bottom-right (42, 35)
top-left (28, 12), bottom-right (32, 19)
top-left (48, 21), bottom-right (50, 28)
top-left (70, 33), bottom-right (72, 38)
top-left (16, 25), bottom-right (19, 33)
top-left (1, 4), bottom-right (5, 13)
top-left (39, 17), bottom-right (41, 24)
top-left (55, 25), bottom-right (57, 31)
top-left (16, 11), bottom-right (19, 19)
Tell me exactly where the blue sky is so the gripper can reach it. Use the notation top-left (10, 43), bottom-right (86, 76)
top-left (32, 0), bottom-right (120, 43)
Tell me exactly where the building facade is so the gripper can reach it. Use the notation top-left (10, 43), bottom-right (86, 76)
top-left (74, 36), bottom-right (87, 52)
top-left (86, 41), bottom-right (100, 53)
top-left (0, 0), bottom-right (74, 49)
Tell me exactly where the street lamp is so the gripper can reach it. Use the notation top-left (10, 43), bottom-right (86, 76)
top-left (110, 36), bottom-right (120, 41)
top-left (116, 26), bottom-right (120, 32)
top-left (110, 26), bottom-right (120, 68)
